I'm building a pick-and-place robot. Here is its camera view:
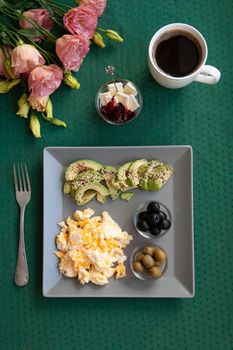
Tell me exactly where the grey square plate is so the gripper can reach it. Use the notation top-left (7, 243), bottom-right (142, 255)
top-left (43, 146), bottom-right (194, 298)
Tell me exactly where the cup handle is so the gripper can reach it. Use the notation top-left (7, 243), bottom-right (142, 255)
top-left (194, 65), bottom-right (221, 84)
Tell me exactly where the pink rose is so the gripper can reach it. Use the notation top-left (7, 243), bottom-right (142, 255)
top-left (56, 34), bottom-right (89, 71)
top-left (19, 9), bottom-right (53, 42)
top-left (78, 0), bottom-right (106, 17)
top-left (11, 44), bottom-right (45, 76)
top-left (28, 64), bottom-right (63, 97)
top-left (63, 6), bottom-right (98, 39)
top-left (28, 95), bottom-right (49, 112)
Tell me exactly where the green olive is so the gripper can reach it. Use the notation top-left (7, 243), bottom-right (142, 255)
top-left (133, 261), bottom-right (144, 273)
top-left (153, 247), bottom-right (167, 263)
top-left (142, 255), bottom-right (155, 269)
top-left (154, 260), bottom-right (162, 267)
top-left (135, 252), bottom-right (144, 262)
top-left (149, 266), bottom-right (162, 278)
top-left (143, 246), bottom-right (155, 256)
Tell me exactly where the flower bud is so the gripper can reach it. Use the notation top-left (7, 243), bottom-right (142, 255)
top-left (93, 32), bottom-right (106, 48)
top-left (45, 98), bottom-right (53, 119)
top-left (3, 58), bottom-right (15, 79)
top-left (0, 79), bottom-right (21, 93)
top-left (29, 113), bottom-right (41, 138)
top-left (63, 72), bottom-right (80, 89)
top-left (105, 30), bottom-right (124, 42)
top-left (50, 118), bottom-right (67, 128)
top-left (16, 93), bottom-right (30, 119)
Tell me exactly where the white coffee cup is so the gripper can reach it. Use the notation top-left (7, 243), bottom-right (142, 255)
top-left (148, 23), bottom-right (221, 89)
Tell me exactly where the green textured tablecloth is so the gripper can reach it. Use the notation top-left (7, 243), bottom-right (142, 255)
top-left (1, 0), bottom-right (233, 349)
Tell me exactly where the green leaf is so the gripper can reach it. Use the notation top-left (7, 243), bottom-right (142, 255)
top-left (4, 0), bottom-right (34, 8)
top-left (0, 0), bottom-right (7, 8)
top-left (0, 32), bottom-right (12, 45)
top-left (18, 28), bottom-right (43, 38)
top-left (38, 0), bottom-right (54, 16)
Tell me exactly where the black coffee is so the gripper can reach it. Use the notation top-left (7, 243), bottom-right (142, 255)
top-left (155, 32), bottom-right (201, 77)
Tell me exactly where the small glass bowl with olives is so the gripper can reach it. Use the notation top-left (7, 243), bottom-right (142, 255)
top-left (134, 201), bottom-right (172, 239)
top-left (130, 244), bottom-right (168, 280)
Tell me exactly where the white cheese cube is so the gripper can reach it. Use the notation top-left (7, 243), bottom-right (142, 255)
top-left (115, 82), bottom-right (124, 93)
top-left (107, 82), bottom-right (124, 95)
top-left (107, 83), bottom-right (116, 94)
top-left (127, 94), bottom-right (140, 112)
top-left (105, 94), bottom-right (114, 104)
top-left (99, 92), bottom-right (112, 106)
top-left (123, 81), bottom-right (138, 96)
top-left (116, 92), bottom-right (129, 107)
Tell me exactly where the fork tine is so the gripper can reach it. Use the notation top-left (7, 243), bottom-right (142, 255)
top-left (24, 164), bottom-right (31, 192)
top-left (17, 164), bottom-right (22, 191)
top-left (21, 163), bottom-right (27, 191)
top-left (13, 164), bottom-right (18, 192)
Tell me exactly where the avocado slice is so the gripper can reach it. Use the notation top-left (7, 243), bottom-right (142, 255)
top-left (74, 182), bottom-right (109, 206)
top-left (65, 160), bottom-right (103, 181)
top-left (96, 192), bottom-right (106, 204)
top-left (63, 182), bottom-right (71, 194)
top-left (69, 187), bottom-right (77, 199)
top-left (118, 162), bottom-right (132, 181)
top-left (127, 159), bottom-right (148, 186)
top-left (75, 190), bottom-right (97, 205)
top-left (101, 166), bottom-right (121, 198)
top-left (120, 192), bottom-right (134, 202)
top-left (102, 166), bottom-right (117, 181)
top-left (105, 178), bottom-right (121, 199)
top-left (147, 164), bottom-right (174, 190)
top-left (71, 170), bottom-right (103, 190)
top-left (117, 161), bottom-right (133, 189)
top-left (139, 160), bottom-right (160, 190)
top-left (139, 161), bottom-right (174, 191)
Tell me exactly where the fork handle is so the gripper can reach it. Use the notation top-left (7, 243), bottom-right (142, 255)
top-left (14, 206), bottom-right (29, 287)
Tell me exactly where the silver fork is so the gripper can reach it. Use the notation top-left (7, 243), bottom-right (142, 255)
top-left (13, 164), bottom-right (31, 287)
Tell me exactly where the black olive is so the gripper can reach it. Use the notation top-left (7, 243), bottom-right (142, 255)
top-left (138, 211), bottom-right (148, 221)
top-left (159, 219), bottom-right (171, 230)
top-left (147, 212), bottom-right (161, 226)
top-left (147, 201), bottom-right (160, 213)
top-left (137, 219), bottom-right (149, 231)
top-left (159, 211), bottom-right (167, 220)
top-left (149, 226), bottom-right (161, 236)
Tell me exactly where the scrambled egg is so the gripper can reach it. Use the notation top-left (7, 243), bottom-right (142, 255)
top-left (55, 208), bottom-right (133, 285)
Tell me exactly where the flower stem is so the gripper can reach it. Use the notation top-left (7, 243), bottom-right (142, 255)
top-left (51, 16), bottom-right (63, 28)
top-left (49, 1), bottom-right (72, 10)
top-left (49, 3), bottom-right (65, 15)
top-left (97, 27), bottom-right (106, 32)
top-left (0, 22), bottom-right (19, 46)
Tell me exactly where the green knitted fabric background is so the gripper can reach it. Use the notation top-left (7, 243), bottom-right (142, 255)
top-left (0, 0), bottom-right (233, 349)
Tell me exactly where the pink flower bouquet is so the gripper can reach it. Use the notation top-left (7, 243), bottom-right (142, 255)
top-left (0, 0), bottom-right (124, 138)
